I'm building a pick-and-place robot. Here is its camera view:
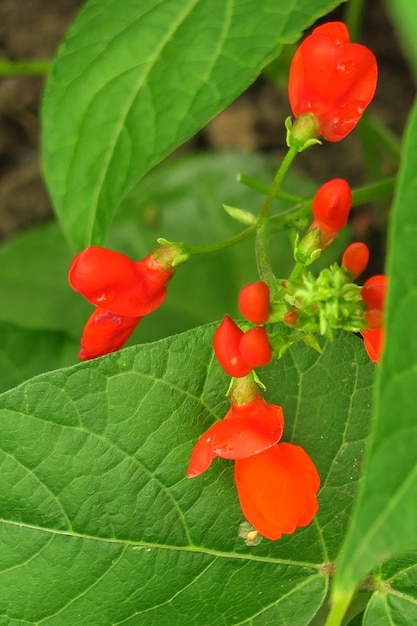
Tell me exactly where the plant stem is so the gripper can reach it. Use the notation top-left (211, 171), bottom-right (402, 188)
top-left (344, 0), bottom-right (366, 41)
top-left (258, 146), bottom-right (298, 219)
top-left (187, 224), bottom-right (256, 256)
top-left (237, 173), bottom-right (304, 204)
top-left (255, 220), bottom-right (278, 297)
top-left (323, 589), bottom-right (355, 626)
top-left (0, 60), bottom-right (50, 75)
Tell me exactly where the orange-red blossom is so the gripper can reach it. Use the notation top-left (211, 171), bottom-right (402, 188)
top-left (69, 245), bottom-right (182, 359)
top-left (187, 383), bottom-right (320, 541)
top-left (288, 21), bottom-right (378, 143)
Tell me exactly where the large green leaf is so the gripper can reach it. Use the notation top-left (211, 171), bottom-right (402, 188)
top-left (0, 326), bottom-right (373, 623)
top-left (333, 98), bottom-right (417, 594)
top-left (42, 0), bottom-right (345, 249)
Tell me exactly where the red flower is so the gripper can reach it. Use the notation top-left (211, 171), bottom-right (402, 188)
top-left (69, 247), bottom-right (171, 317)
top-left (360, 274), bottom-right (387, 363)
top-left (362, 328), bottom-right (384, 364)
top-left (288, 21), bottom-right (377, 142)
top-left (342, 242), bottom-right (369, 278)
top-left (235, 443), bottom-right (320, 540)
top-left (69, 245), bottom-right (183, 359)
top-left (238, 281), bottom-right (270, 324)
top-left (77, 308), bottom-right (141, 361)
top-left (187, 395), bottom-right (284, 478)
top-left (311, 178), bottom-right (352, 239)
top-left (213, 316), bottom-right (272, 377)
top-left (361, 274), bottom-right (387, 312)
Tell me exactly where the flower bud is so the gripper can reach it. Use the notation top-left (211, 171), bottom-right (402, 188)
top-left (342, 242), bottom-right (370, 278)
top-left (312, 178), bottom-right (352, 236)
top-left (238, 281), bottom-right (270, 324)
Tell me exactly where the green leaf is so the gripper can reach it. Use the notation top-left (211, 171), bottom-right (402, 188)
top-left (383, 0), bottom-right (417, 80)
top-left (0, 326), bottom-right (373, 623)
top-left (0, 322), bottom-right (78, 393)
top-left (364, 553), bottom-right (417, 625)
top-left (42, 0), bottom-right (346, 249)
top-left (333, 98), bottom-right (417, 594)
top-left (0, 224), bottom-right (90, 336)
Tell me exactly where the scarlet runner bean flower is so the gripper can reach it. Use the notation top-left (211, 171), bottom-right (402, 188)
top-left (187, 377), bottom-right (320, 540)
top-left (296, 179), bottom-right (352, 264)
top-left (69, 244), bottom-right (187, 360)
top-left (288, 21), bottom-right (378, 145)
top-left (213, 315), bottom-right (272, 377)
top-left (361, 274), bottom-right (387, 363)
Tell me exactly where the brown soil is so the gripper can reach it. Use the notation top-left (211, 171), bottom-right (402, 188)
top-left (0, 0), bottom-right (414, 251)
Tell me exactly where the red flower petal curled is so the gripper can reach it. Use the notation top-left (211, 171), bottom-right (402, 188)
top-left (77, 307), bottom-right (141, 360)
top-left (235, 443), bottom-right (320, 540)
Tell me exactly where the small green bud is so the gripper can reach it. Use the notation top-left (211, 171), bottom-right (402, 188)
top-left (286, 114), bottom-right (322, 152)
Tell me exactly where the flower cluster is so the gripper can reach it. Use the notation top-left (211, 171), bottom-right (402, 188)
top-left (188, 283), bottom-right (320, 541)
top-left (69, 244), bottom-right (187, 359)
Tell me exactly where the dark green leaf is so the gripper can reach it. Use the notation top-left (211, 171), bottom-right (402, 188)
top-left (334, 98), bottom-right (417, 593)
top-left (0, 325), bottom-right (373, 623)
top-left (42, 0), bottom-right (346, 248)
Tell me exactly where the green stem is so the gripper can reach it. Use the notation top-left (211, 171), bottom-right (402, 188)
top-left (258, 146), bottom-right (299, 219)
top-left (237, 173), bottom-right (304, 204)
top-left (255, 220), bottom-right (279, 298)
top-left (323, 589), bottom-right (355, 626)
top-left (344, 0), bottom-right (366, 41)
top-left (287, 262), bottom-right (305, 284)
top-left (0, 60), bottom-right (50, 75)
top-left (187, 224), bottom-right (256, 256)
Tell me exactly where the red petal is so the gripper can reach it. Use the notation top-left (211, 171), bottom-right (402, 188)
top-left (69, 247), bottom-right (169, 317)
top-left (77, 307), bottom-right (141, 360)
top-left (239, 327), bottom-right (272, 369)
top-left (187, 411), bottom-right (284, 478)
top-left (213, 316), bottom-right (252, 377)
top-left (361, 275), bottom-right (387, 312)
top-left (235, 443), bottom-right (320, 540)
top-left (362, 328), bottom-right (384, 363)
